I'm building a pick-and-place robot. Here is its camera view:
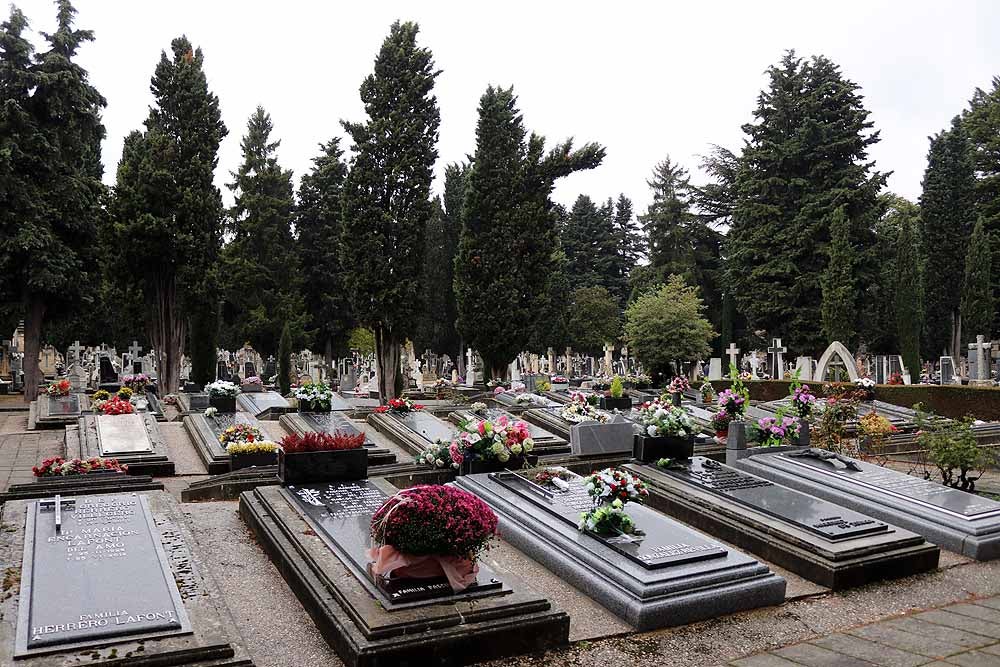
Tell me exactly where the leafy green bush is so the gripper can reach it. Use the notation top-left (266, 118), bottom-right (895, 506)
top-left (610, 376), bottom-right (623, 399)
top-left (917, 412), bottom-right (994, 491)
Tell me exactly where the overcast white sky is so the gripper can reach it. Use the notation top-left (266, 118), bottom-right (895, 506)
top-left (12, 0), bottom-right (1000, 214)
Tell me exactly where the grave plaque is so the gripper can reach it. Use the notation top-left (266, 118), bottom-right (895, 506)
top-left (47, 394), bottom-right (80, 416)
top-left (15, 493), bottom-right (190, 656)
top-left (661, 457), bottom-right (888, 540)
top-left (494, 472), bottom-right (727, 568)
top-left (96, 413), bottom-right (154, 456)
top-left (303, 411), bottom-right (371, 444)
top-left (940, 356), bottom-right (955, 385)
top-left (238, 390), bottom-right (290, 415)
top-left (285, 481), bottom-right (502, 605)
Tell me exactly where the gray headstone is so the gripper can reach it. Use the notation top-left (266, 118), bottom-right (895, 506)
top-left (96, 414), bottom-right (153, 455)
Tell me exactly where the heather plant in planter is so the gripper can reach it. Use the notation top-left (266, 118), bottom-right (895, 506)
top-left (600, 376), bottom-right (632, 411)
top-left (278, 431), bottom-right (367, 483)
top-left (633, 399), bottom-right (696, 461)
top-left (226, 440), bottom-right (279, 470)
top-left (294, 380), bottom-right (334, 411)
top-left (579, 468), bottom-right (649, 537)
top-left (368, 485), bottom-right (498, 592)
top-left (204, 380), bottom-right (239, 412)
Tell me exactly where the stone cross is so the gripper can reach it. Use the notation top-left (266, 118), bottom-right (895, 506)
top-left (969, 335), bottom-right (991, 383)
top-left (129, 340), bottom-right (142, 361)
top-left (726, 343), bottom-right (740, 372)
top-left (547, 347), bottom-right (555, 374)
top-left (68, 340), bottom-right (83, 365)
top-left (465, 348), bottom-right (475, 386)
top-left (39, 494), bottom-right (75, 535)
top-left (767, 338), bottom-right (786, 380)
top-left (603, 343), bottom-right (614, 377)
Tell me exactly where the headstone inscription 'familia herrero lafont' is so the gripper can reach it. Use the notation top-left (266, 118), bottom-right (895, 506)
top-left (15, 493), bottom-right (190, 657)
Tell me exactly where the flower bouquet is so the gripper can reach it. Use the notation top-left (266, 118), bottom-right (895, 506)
top-left (219, 423), bottom-right (265, 449)
top-left (122, 373), bottom-right (150, 392)
top-left (633, 399), bottom-right (696, 461)
top-left (699, 382), bottom-right (716, 404)
top-left (551, 375), bottom-right (569, 390)
top-left (887, 372), bottom-right (904, 386)
top-left (514, 393), bottom-right (547, 406)
top-left (534, 466), bottom-right (573, 487)
top-left (748, 414), bottom-right (800, 447)
top-left (46, 379), bottom-right (71, 397)
top-left (368, 485), bottom-right (498, 592)
top-left (560, 394), bottom-right (610, 425)
top-left (240, 375), bottom-right (264, 393)
top-left (579, 468), bottom-right (649, 537)
top-left (710, 410), bottom-right (732, 440)
top-left (665, 376), bottom-right (690, 395)
top-left (373, 396), bottom-right (423, 414)
top-left (416, 440), bottom-right (461, 470)
top-left (33, 456), bottom-right (127, 478)
top-left (448, 415), bottom-right (535, 474)
top-left (717, 388), bottom-right (746, 418)
top-left (101, 396), bottom-right (134, 416)
top-left (226, 439), bottom-right (279, 471)
top-left (854, 377), bottom-right (876, 400)
top-left (625, 373), bottom-right (651, 389)
top-left (294, 380), bottom-right (334, 412)
top-left (90, 389), bottom-right (111, 411)
top-left (204, 380), bottom-right (239, 412)
top-left (791, 384), bottom-right (817, 418)
top-left (278, 431), bottom-right (366, 483)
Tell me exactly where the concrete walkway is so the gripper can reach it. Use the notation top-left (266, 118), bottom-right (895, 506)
top-left (732, 597), bottom-right (1000, 667)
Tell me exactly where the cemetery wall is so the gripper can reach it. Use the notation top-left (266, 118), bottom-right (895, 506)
top-left (708, 380), bottom-right (1000, 421)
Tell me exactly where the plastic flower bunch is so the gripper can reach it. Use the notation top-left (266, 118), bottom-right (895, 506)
top-left (374, 396), bottom-right (423, 414)
top-left (294, 380), bottom-right (334, 409)
top-left (204, 380), bottom-right (240, 397)
top-left (416, 440), bottom-right (460, 469)
top-left (102, 396), bottom-right (134, 415)
top-left (241, 375), bottom-right (263, 386)
top-left (717, 388), bottom-right (746, 418)
top-left (91, 389), bottom-right (111, 411)
top-left (635, 400), bottom-right (694, 438)
top-left (791, 384), bottom-right (817, 418)
top-left (561, 394), bottom-right (610, 424)
top-left (666, 376), bottom-right (690, 395)
top-left (122, 374), bottom-right (150, 390)
top-left (579, 467), bottom-right (648, 536)
top-left (218, 423), bottom-right (264, 447)
top-left (755, 415), bottom-right (800, 447)
top-left (453, 415), bottom-right (535, 464)
top-left (204, 407), bottom-right (218, 418)
top-left (116, 386), bottom-right (134, 401)
top-left (33, 456), bottom-right (127, 477)
top-left (46, 379), bottom-right (71, 397)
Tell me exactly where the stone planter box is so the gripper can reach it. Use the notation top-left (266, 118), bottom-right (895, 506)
top-left (230, 451), bottom-right (277, 471)
top-left (599, 396), bottom-right (632, 411)
top-left (208, 394), bottom-right (237, 413)
top-left (633, 434), bottom-right (695, 462)
top-left (278, 447), bottom-right (367, 484)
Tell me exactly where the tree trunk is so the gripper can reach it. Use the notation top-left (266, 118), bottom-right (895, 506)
top-left (147, 275), bottom-right (185, 395)
top-left (22, 296), bottom-right (46, 402)
top-left (373, 326), bottom-right (400, 403)
top-left (324, 337), bottom-right (333, 383)
top-left (951, 311), bottom-right (962, 363)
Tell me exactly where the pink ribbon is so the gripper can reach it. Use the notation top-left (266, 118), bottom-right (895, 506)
top-left (366, 544), bottom-right (479, 592)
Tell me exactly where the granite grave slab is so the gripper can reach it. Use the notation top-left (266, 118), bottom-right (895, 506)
top-left (236, 390), bottom-right (291, 419)
top-left (448, 407), bottom-right (570, 455)
top-left (73, 412), bottom-right (175, 476)
top-left (279, 411), bottom-right (397, 466)
top-left (366, 410), bottom-right (460, 456)
top-left (35, 393), bottom-right (89, 428)
top-left (628, 457), bottom-right (939, 588)
top-left (182, 411), bottom-right (267, 475)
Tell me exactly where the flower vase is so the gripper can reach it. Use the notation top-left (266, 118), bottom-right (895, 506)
top-left (671, 392), bottom-right (682, 407)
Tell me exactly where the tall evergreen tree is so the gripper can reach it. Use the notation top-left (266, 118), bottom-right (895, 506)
top-left (894, 213), bottom-right (924, 379)
top-left (609, 194), bottom-right (642, 307)
top-left (111, 37), bottom-right (226, 392)
top-left (297, 137), bottom-right (352, 370)
top-left (692, 145), bottom-right (740, 227)
top-left (640, 157), bottom-right (693, 278)
top-left (562, 195), bottom-right (616, 289)
top-left (454, 85), bottom-right (604, 377)
top-left (961, 217), bottom-right (993, 339)
top-left (728, 52), bottom-right (885, 354)
top-left (414, 163), bottom-right (465, 359)
top-left (919, 116), bottom-right (976, 358)
top-left (820, 207), bottom-right (856, 344)
top-left (222, 106), bottom-right (304, 355)
top-left (340, 21), bottom-right (440, 401)
top-left (0, 2), bottom-right (105, 399)
top-left (964, 78), bottom-right (1000, 331)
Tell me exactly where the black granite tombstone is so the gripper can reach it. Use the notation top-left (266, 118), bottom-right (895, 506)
top-left (99, 356), bottom-right (117, 385)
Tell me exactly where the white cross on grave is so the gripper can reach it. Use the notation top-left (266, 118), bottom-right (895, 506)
top-left (129, 340), bottom-right (142, 360)
top-left (969, 335), bottom-right (991, 384)
top-left (767, 338), bottom-right (787, 379)
top-left (68, 340), bottom-right (83, 364)
top-left (726, 343), bottom-right (740, 372)
top-left (38, 494), bottom-right (75, 535)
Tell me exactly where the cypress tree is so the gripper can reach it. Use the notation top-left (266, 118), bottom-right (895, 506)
top-left (340, 21), bottom-right (439, 402)
top-left (961, 217), bottom-right (993, 339)
top-left (964, 78), bottom-right (1000, 330)
top-left (454, 85), bottom-right (603, 377)
top-left (297, 137), bottom-right (353, 370)
top-left (0, 1), bottom-right (105, 399)
top-left (223, 106), bottom-right (304, 354)
top-left (110, 37), bottom-right (226, 393)
top-left (820, 206), bottom-right (856, 344)
top-left (728, 52), bottom-right (884, 353)
top-left (919, 117), bottom-right (976, 357)
top-left (562, 195), bottom-right (610, 289)
top-left (894, 213), bottom-right (923, 377)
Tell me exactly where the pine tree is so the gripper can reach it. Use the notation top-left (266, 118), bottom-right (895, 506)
top-left (0, 2), bottom-right (106, 400)
top-left (692, 145), bottom-right (740, 227)
top-left (297, 137), bottom-right (352, 370)
top-left (454, 85), bottom-right (603, 377)
top-left (640, 157), bottom-right (693, 278)
top-left (894, 213), bottom-right (923, 377)
top-left (920, 116), bottom-right (976, 357)
top-left (609, 194), bottom-right (642, 307)
top-left (340, 21), bottom-right (440, 401)
top-left (110, 37), bottom-right (226, 393)
top-left (821, 206), bottom-right (856, 344)
top-left (414, 163), bottom-right (465, 358)
top-left (964, 78), bottom-right (1000, 330)
top-left (222, 106), bottom-right (304, 355)
top-left (562, 195), bottom-right (610, 288)
top-left (728, 52), bottom-right (885, 354)
top-left (961, 217), bottom-right (993, 339)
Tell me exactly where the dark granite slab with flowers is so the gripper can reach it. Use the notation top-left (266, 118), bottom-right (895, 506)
top-left (454, 469), bottom-right (785, 630)
top-left (182, 411), bottom-right (268, 475)
top-left (448, 407), bottom-right (570, 455)
top-left (734, 447), bottom-right (1000, 560)
top-left (366, 410), bottom-right (461, 457)
top-left (71, 412), bottom-right (175, 477)
top-left (236, 390), bottom-right (291, 419)
top-left (278, 411), bottom-right (398, 466)
top-left (628, 457), bottom-right (939, 588)
top-left (239, 478), bottom-right (569, 667)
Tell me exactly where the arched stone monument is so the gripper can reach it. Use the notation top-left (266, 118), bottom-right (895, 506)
top-left (813, 341), bottom-right (859, 382)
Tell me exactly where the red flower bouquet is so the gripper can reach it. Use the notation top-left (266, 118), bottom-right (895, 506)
top-left (368, 485), bottom-right (498, 591)
top-left (101, 396), bottom-right (134, 415)
top-left (46, 379), bottom-right (71, 397)
top-left (373, 397), bottom-right (423, 414)
top-left (33, 456), bottom-right (127, 477)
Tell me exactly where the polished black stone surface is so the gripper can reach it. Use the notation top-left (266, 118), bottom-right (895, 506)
top-left (303, 412), bottom-right (374, 446)
top-left (47, 394), bottom-right (80, 416)
top-left (16, 493), bottom-right (189, 654)
top-left (392, 411), bottom-right (459, 444)
top-left (492, 471), bottom-right (727, 569)
top-left (779, 453), bottom-right (1000, 518)
top-left (241, 391), bottom-right (290, 412)
top-left (285, 481), bottom-right (502, 606)
top-left (663, 457), bottom-right (889, 540)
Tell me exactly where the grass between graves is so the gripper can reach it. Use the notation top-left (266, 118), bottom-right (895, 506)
top-left (708, 380), bottom-right (1000, 421)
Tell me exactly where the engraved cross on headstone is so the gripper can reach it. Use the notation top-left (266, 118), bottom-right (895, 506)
top-left (726, 342), bottom-right (740, 371)
top-left (767, 338), bottom-right (786, 380)
top-left (38, 494), bottom-right (75, 535)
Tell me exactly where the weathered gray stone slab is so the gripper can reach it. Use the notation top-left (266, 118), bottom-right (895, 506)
top-left (733, 447), bottom-right (1000, 560)
top-left (454, 470), bottom-right (785, 630)
top-left (236, 391), bottom-right (290, 418)
top-left (73, 413), bottom-right (174, 477)
top-left (97, 413), bottom-right (153, 455)
top-left (366, 410), bottom-right (459, 456)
